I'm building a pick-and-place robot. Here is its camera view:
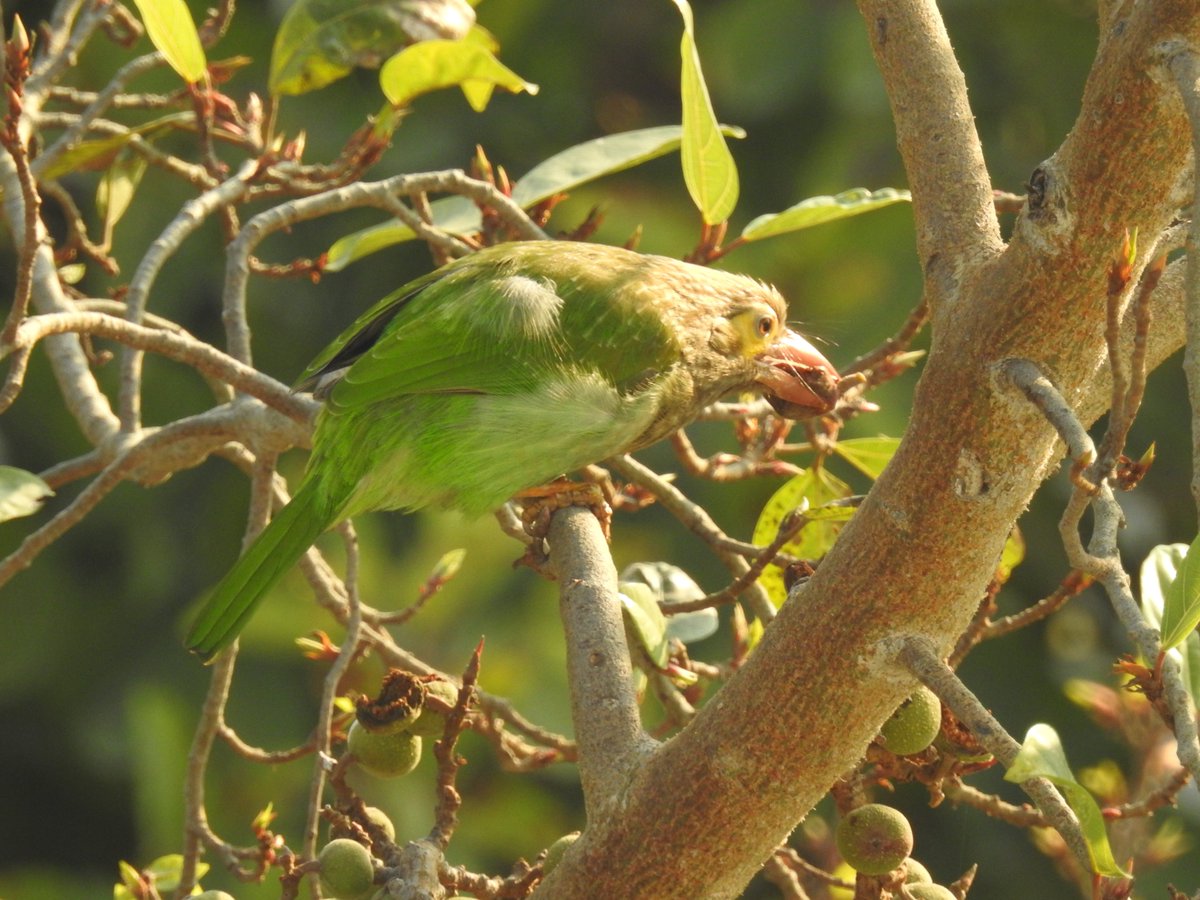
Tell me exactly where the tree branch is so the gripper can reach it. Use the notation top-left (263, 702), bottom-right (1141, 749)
top-left (855, 0), bottom-right (1003, 295)
top-left (546, 506), bottom-right (655, 817)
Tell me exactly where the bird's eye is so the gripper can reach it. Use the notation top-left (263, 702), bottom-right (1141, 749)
top-left (756, 314), bottom-right (775, 339)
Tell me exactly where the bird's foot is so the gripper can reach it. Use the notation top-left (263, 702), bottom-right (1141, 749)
top-left (515, 478), bottom-right (613, 542)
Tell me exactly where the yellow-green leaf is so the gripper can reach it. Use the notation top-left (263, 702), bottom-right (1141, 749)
top-left (1162, 532), bottom-right (1200, 649)
top-left (1004, 724), bottom-right (1128, 877)
top-left (831, 436), bottom-right (901, 480)
top-left (97, 151), bottom-right (148, 245)
top-left (0, 466), bottom-right (53, 522)
top-left (130, 0), bottom-right (207, 83)
top-left (1142, 544), bottom-right (1200, 703)
top-left (58, 263), bottom-right (86, 285)
top-left (672, 0), bottom-right (738, 225)
top-left (380, 39), bottom-right (536, 111)
top-left (37, 112), bottom-right (193, 180)
top-left (741, 188), bottom-right (911, 242)
top-left (996, 526), bottom-right (1026, 585)
top-left (752, 467), bottom-right (851, 606)
top-left (143, 854), bottom-right (208, 892)
top-left (512, 124), bottom-right (744, 210)
top-left (270, 0), bottom-right (476, 96)
top-left (618, 582), bottom-right (670, 668)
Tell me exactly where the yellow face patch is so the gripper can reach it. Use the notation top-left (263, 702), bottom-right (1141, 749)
top-left (728, 303), bottom-right (784, 358)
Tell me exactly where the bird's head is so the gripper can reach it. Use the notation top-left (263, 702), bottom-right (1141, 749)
top-left (713, 296), bottom-right (841, 418)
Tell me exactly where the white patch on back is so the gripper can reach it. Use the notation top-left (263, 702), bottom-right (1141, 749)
top-left (494, 276), bottom-right (564, 338)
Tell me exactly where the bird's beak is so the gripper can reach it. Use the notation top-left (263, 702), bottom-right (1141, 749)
top-left (754, 329), bottom-right (840, 418)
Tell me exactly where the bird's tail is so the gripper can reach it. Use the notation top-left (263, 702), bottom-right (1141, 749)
top-left (186, 481), bottom-right (333, 662)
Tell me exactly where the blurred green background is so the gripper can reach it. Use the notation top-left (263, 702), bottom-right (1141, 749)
top-left (1, 0), bottom-right (1197, 897)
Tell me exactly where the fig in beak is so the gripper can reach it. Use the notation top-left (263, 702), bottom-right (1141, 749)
top-left (755, 329), bottom-right (840, 418)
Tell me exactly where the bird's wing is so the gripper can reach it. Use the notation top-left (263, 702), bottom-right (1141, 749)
top-left (299, 250), bottom-right (683, 413)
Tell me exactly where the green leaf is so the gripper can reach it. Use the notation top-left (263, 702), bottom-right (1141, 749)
top-left (618, 583), bottom-right (670, 668)
top-left (511, 124), bottom-right (745, 209)
top-left (752, 467), bottom-right (852, 607)
top-left (379, 39), bottom-right (537, 112)
top-left (831, 436), bottom-right (901, 480)
top-left (143, 854), bottom-right (208, 892)
top-left (115, 860), bottom-right (141, 898)
top-left (1140, 544), bottom-right (1200, 704)
top-left (1162, 532), bottom-right (1200, 649)
top-left (97, 151), bottom-right (148, 245)
top-left (430, 547), bottom-right (466, 581)
top-left (1182, 629), bottom-right (1200, 707)
top-left (0, 466), bottom-right (53, 522)
top-left (620, 561), bottom-right (716, 644)
top-left (996, 526), bottom-right (1026, 585)
top-left (1004, 724), bottom-right (1127, 877)
top-left (664, 608), bottom-right (718, 644)
top-left (1139, 544), bottom-right (1185, 627)
top-left (38, 112), bottom-right (194, 180)
top-left (270, 0), bottom-right (476, 96)
top-left (324, 124), bottom-right (746, 270)
top-left (672, 0), bottom-right (738, 225)
top-left (325, 195), bottom-right (477, 271)
top-left (130, 0), bottom-right (207, 83)
top-left (741, 188), bottom-right (912, 242)
top-left (58, 263), bottom-right (86, 285)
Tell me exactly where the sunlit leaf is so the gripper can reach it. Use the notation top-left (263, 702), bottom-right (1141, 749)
top-left (1162, 532), bottom-right (1200, 649)
top-left (324, 124), bottom-right (746, 270)
top-left (97, 151), bottom-right (148, 244)
top-left (0, 466), bottom-right (53, 522)
top-left (143, 854), bottom-right (208, 892)
top-left (380, 39), bottom-right (536, 112)
top-left (996, 526), bottom-right (1026, 585)
top-left (1141, 544), bottom-right (1200, 704)
top-left (430, 547), bottom-right (466, 581)
top-left (752, 467), bottom-right (852, 606)
top-left (831, 436), bottom-right (901, 480)
top-left (117, 859), bottom-right (141, 894)
top-left (743, 613), bottom-right (764, 654)
top-left (512, 124), bottom-right (744, 209)
top-left (1004, 724), bottom-right (1127, 877)
top-left (672, 0), bottom-right (738, 224)
top-left (58, 263), bottom-right (86, 285)
top-left (741, 188), bottom-right (911, 242)
top-left (618, 582), bottom-right (669, 668)
top-left (130, 0), bottom-right (207, 83)
top-left (270, 0), bottom-right (475, 96)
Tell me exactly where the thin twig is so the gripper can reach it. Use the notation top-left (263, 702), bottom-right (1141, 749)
top-left (178, 640), bottom-right (239, 897)
top-left (121, 160), bottom-right (259, 431)
top-left (5, 311), bottom-right (315, 422)
top-left (303, 522), bottom-right (363, 869)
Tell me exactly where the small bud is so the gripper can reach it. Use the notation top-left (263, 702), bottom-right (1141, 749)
top-left (8, 16), bottom-right (31, 59)
top-left (471, 144), bottom-right (493, 184)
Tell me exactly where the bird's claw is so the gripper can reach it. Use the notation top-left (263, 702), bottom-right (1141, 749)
top-left (516, 480), bottom-right (613, 541)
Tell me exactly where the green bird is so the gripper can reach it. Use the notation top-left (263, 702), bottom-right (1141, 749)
top-left (186, 240), bottom-right (839, 660)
